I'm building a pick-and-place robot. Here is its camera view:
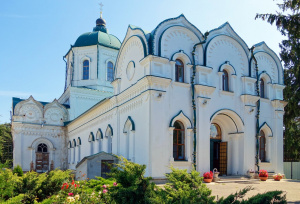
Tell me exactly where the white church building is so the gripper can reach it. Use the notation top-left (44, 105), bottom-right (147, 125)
top-left (12, 13), bottom-right (286, 178)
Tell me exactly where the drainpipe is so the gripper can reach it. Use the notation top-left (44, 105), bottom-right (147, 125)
top-left (191, 32), bottom-right (209, 169)
top-left (250, 46), bottom-right (260, 173)
top-left (63, 57), bottom-right (67, 91)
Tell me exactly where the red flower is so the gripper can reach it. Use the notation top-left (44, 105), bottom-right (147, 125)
top-left (259, 169), bottom-right (268, 177)
top-left (71, 180), bottom-right (75, 185)
top-left (61, 183), bottom-right (69, 190)
top-left (68, 192), bottom-right (74, 196)
top-left (203, 171), bottom-right (213, 179)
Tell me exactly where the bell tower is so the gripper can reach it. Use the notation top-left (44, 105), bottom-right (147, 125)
top-left (59, 6), bottom-right (121, 120)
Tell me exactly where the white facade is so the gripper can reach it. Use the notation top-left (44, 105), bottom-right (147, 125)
top-left (12, 14), bottom-right (286, 177)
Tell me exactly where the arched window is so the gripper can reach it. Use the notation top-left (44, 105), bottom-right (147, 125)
top-left (173, 121), bottom-right (185, 160)
top-left (107, 62), bottom-right (114, 82)
top-left (37, 143), bottom-right (48, 152)
top-left (83, 60), bottom-right (89, 80)
top-left (222, 70), bottom-right (229, 91)
top-left (259, 130), bottom-right (266, 162)
top-left (210, 123), bottom-right (222, 140)
top-left (175, 59), bottom-right (184, 82)
top-left (260, 78), bottom-right (265, 98)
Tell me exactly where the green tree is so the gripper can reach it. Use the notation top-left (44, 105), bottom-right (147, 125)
top-left (256, 0), bottom-right (300, 161)
top-left (0, 123), bottom-right (13, 165)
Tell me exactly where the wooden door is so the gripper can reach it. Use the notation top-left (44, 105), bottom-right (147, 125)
top-left (219, 142), bottom-right (227, 175)
top-left (213, 142), bottom-right (220, 171)
top-left (36, 153), bottom-right (49, 172)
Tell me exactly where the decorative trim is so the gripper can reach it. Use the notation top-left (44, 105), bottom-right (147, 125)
top-left (259, 122), bottom-right (273, 137)
top-left (105, 124), bottom-right (113, 136)
top-left (169, 110), bottom-right (192, 128)
top-left (88, 132), bottom-right (95, 142)
top-left (96, 128), bottom-right (103, 140)
top-left (123, 116), bottom-right (135, 133)
top-left (77, 137), bottom-right (81, 145)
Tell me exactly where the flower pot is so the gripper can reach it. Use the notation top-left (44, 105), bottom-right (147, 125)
top-left (274, 178), bottom-right (281, 181)
top-left (213, 172), bottom-right (220, 179)
top-left (203, 178), bottom-right (213, 183)
top-left (259, 177), bottom-right (268, 181)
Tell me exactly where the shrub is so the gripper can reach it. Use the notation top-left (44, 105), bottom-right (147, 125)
top-left (13, 164), bottom-right (23, 177)
top-left (216, 186), bottom-right (287, 204)
top-left (0, 168), bottom-right (20, 200)
top-left (160, 167), bottom-right (215, 204)
top-left (108, 156), bottom-right (160, 204)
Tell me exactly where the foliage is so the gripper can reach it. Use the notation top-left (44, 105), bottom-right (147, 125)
top-left (13, 164), bottom-right (24, 177)
top-left (48, 178), bottom-right (112, 203)
top-left (0, 123), bottom-right (13, 165)
top-left (203, 171), bottom-right (214, 179)
top-left (258, 169), bottom-right (268, 177)
top-left (107, 156), bottom-right (160, 204)
top-left (256, 0), bottom-right (300, 161)
top-left (160, 167), bottom-right (215, 204)
top-left (0, 168), bottom-right (20, 201)
top-left (217, 186), bottom-right (287, 204)
top-left (0, 160), bottom-right (11, 169)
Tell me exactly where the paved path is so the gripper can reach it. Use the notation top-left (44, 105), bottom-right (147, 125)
top-left (206, 179), bottom-right (300, 203)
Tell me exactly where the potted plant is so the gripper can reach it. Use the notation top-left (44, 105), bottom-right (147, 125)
top-left (258, 169), bottom-right (268, 181)
top-left (273, 173), bottom-right (284, 181)
top-left (203, 171), bottom-right (213, 183)
top-left (248, 169), bottom-right (255, 178)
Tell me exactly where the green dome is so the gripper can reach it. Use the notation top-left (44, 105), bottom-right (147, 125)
top-left (73, 31), bottom-right (121, 50)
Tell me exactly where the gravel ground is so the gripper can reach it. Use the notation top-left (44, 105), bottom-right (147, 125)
top-left (206, 179), bottom-right (300, 203)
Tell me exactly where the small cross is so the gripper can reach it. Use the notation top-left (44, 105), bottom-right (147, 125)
top-left (99, 2), bottom-right (104, 17)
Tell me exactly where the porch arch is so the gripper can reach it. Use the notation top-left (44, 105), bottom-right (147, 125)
top-left (30, 138), bottom-right (55, 172)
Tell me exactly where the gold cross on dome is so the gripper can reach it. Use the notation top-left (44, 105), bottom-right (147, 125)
top-left (99, 2), bottom-right (104, 17)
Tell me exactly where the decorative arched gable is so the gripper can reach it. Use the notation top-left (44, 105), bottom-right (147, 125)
top-left (114, 35), bottom-right (148, 92)
top-left (169, 110), bottom-right (192, 129)
top-left (207, 22), bottom-right (249, 58)
top-left (44, 99), bottom-right (68, 125)
top-left (105, 124), bottom-right (113, 137)
top-left (126, 25), bottom-right (150, 54)
top-left (14, 96), bottom-right (43, 122)
top-left (259, 122), bottom-right (273, 137)
top-left (96, 128), bottom-right (103, 140)
top-left (123, 116), bottom-right (136, 133)
top-left (206, 35), bottom-right (248, 76)
top-left (250, 42), bottom-right (283, 84)
top-left (152, 14), bottom-right (204, 56)
top-left (159, 26), bottom-right (202, 61)
top-left (88, 132), bottom-right (95, 142)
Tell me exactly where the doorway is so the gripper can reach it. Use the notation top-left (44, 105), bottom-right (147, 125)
top-left (35, 143), bottom-right (49, 173)
top-left (210, 124), bottom-right (227, 175)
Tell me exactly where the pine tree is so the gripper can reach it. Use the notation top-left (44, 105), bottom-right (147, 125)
top-left (256, 0), bottom-right (300, 161)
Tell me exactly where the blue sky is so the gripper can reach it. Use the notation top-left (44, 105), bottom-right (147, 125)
top-left (0, 0), bottom-right (284, 123)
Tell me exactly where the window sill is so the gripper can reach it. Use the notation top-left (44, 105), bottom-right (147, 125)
top-left (173, 81), bottom-right (191, 88)
top-left (220, 90), bottom-right (234, 96)
top-left (259, 161), bottom-right (271, 166)
top-left (260, 98), bottom-right (270, 103)
top-left (170, 160), bottom-right (192, 166)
